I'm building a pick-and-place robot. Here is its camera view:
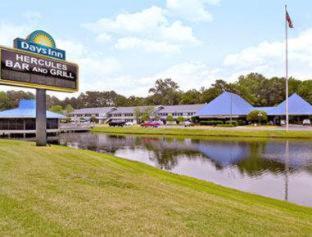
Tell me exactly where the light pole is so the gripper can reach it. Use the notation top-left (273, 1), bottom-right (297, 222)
top-left (257, 112), bottom-right (263, 126)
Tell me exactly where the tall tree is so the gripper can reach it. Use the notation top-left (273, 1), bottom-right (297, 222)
top-left (148, 78), bottom-right (181, 105)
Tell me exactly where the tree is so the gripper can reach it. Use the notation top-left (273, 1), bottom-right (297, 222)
top-left (179, 89), bottom-right (201, 104)
top-left (0, 92), bottom-right (10, 111)
top-left (148, 78), bottom-right (181, 105)
top-left (177, 116), bottom-right (185, 124)
top-left (64, 104), bottom-right (74, 114)
top-left (166, 114), bottom-right (174, 122)
top-left (247, 110), bottom-right (268, 124)
top-left (49, 105), bottom-right (63, 114)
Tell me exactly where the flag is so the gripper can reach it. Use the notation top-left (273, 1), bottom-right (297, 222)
top-left (286, 11), bottom-right (294, 28)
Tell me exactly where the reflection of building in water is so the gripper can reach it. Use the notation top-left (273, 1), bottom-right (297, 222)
top-left (262, 141), bottom-right (312, 168)
top-left (59, 134), bottom-right (312, 178)
top-left (196, 142), bottom-right (249, 167)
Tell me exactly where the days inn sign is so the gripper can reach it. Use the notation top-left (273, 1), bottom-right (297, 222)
top-left (14, 30), bottom-right (66, 60)
top-left (0, 30), bottom-right (78, 92)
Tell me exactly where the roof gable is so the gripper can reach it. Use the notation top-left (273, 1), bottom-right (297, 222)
top-left (196, 92), bottom-right (253, 116)
top-left (271, 93), bottom-right (312, 115)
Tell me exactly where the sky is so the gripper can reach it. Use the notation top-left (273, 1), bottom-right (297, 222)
top-left (0, 0), bottom-right (311, 98)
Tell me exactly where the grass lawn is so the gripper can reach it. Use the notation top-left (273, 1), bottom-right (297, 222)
top-left (92, 126), bottom-right (312, 139)
top-left (0, 139), bottom-right (311, 236)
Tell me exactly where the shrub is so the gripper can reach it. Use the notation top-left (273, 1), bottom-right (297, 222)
top-left (216, 123), bottom-right (235, 127)
top-left (177, 116), bottom-right (185, 124)
top-left (247, 110), bottom-right (268, 124)
top-left (166, 114), bottom-right (174, 122)
top-left (90, 116), bottom-right (97, 123)
top-left (225, 120), bottom-right (238, 126)
top-left (200, 120), bottom-right (224, 126)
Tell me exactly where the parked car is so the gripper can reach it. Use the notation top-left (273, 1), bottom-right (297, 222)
top-left (303, 119), bottom-right (311, 126)
top-left (108, 120), bottom-right (126, 127)
top-left (184, 121), bottom-right (193, 127)
top-left (141, 121), bottom-right (161, 128)
top-left (125, 121), bottom-right (134, 126)
top-left (280, 120), bottom-right (286, 126)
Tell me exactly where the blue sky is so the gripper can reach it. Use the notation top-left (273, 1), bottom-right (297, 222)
top-left (0, 0), bottom-right (311, 98)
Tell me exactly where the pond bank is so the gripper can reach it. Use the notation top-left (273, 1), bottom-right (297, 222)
top-left (0, 139), bottom-right (311, 236)
top-left (92, 126), bottom-right (312, 139)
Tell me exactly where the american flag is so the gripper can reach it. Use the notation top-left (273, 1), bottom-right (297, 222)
top-left (286, 11), bottom-right (294, 28)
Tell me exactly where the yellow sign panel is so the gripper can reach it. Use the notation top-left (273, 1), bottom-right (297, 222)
top-left (0, 46), bottom-right (79, 92)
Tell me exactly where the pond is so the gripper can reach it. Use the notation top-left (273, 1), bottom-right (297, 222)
top-left (59, 133), bottom-right (312, 207)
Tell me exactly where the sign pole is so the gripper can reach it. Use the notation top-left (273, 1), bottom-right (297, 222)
top-left (36, 89), bottom-right (47, 146)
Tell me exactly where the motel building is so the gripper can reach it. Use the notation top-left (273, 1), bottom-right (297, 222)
top-left (69, 92), bottom-right (312, 125)
top-left (70, 104), bottom-right (205, 124)
top-left (0, 100), bottom-right (64, 138)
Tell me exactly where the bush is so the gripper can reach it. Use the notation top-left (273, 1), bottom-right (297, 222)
top-left (166, 114), bottom-right (174, 122)
top-left (216, 124), bottom-right (235, 127)
top-left (225, 120), bottom-right (238, 126)
top-left (247, 110), bottom-right (268, 124)
top-left (177, 116), bottom-right (185, 124)
top-left (200, 120), bottom-right (224, 126)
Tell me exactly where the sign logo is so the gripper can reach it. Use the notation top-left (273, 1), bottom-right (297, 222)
top-left (14, 30), bottom-right (66, 60)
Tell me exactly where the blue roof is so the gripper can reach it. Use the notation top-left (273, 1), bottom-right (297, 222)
top-left (0, 100), bottom-right (64, 119)
top-left (196, 92), bottom-right (254, 117)
top-left (268, 93), bottom-right (312, 116)
top-left (197, 92), bottom-right (312, 117)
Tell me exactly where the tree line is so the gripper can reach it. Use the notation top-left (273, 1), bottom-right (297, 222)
top-left (0, 73), bottom-right (311, 113)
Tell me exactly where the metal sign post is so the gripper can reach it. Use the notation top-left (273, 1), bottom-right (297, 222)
top-left (36, 89), bottom-right (47, 146)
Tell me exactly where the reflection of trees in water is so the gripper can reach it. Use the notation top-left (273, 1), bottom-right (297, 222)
top-left (236, 143), bottom-right (290, 176)
top-left (142, 138), bottom-right (202, 170)
top-left (60, 133), bottom-right (312, 177)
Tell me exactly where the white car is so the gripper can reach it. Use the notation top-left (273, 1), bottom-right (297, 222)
top-left (303, 119), bottom-right (311, 126)
top-left (125, 121), bottom-right (134, 126)
top-left (184, 121), bottom-right (193, 127)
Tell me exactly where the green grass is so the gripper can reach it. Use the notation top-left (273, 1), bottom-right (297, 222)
top-left (92, 126), bottom-right (312, 139)
top-left (0, 139), bottom-right (311, 236)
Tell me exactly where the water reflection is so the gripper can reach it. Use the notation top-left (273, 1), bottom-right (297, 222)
top-left (59, 133), bottom-right (312, 206)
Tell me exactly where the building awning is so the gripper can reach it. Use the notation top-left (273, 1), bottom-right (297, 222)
top-left (0, 100), bottom-right (64, 119)
top-left (196, 92), bottom-right (254, 117)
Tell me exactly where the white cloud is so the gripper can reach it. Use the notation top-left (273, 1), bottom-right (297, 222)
top-left (83, 6), bottom-right (200, 54)
top-left (95, 33), bottom-right (112, 43)
top-left (160, 21), bottom-right (199, 44)
top-left (84, 6), bottom-right (166, 34)
top-left (115, 37), bottom-right (180, 53)
top-left (0, 22), bottom-right (31, 46)
top-left (223, 28), bottom-right (312, 79)
top-left (166, 0), bottom-right (220, 22)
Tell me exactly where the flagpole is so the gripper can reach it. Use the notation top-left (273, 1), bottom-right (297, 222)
top-left (285, 4), bottom-right (289, 131)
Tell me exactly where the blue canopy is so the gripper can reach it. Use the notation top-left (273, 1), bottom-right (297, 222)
top-left (268, 93), bottom-right (312, 116)
top-left (0, 100), bottom-right (64, 119)
top-left (197, 92), bottom-right (312, 117)
top-left (196, 92), bottom-right (254, 117)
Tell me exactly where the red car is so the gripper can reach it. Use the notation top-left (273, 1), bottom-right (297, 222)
top-left (141, 121), bottom-right (161, 128)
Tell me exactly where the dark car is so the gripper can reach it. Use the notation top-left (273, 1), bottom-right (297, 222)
top-left (108, 120), bottom-right (126, 127)
top-left (141, 121), bottom-right (161, 128)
